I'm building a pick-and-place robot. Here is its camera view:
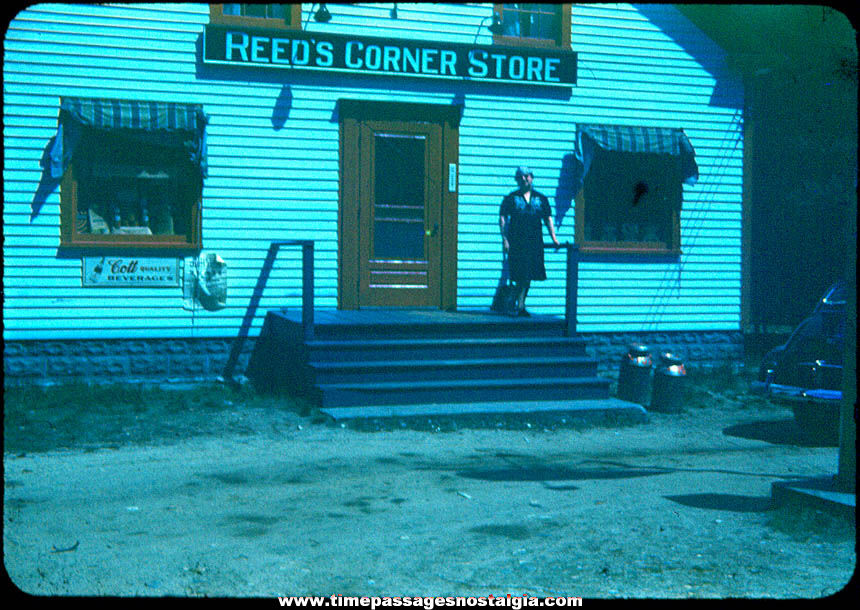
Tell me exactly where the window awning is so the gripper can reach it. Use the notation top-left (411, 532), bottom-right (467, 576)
top-left (50, 97), bottom-right (209, 179)
top-left (571, 123), bottom-right (699, 194)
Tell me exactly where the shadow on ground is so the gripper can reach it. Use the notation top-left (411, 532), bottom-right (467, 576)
top-left (723, 418), bottom-right (839, 448)
top-left (664, 493), bottom-right (773, 513)
top-left (456, 465), bottom-right (671, 482)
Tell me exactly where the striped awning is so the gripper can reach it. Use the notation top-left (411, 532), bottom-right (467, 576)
top-left (50, 97), bottom-right (208, 179)
top-left (579, 124), bottom-right (694, 158)
top-left (59, 97), bottom-right (207, 133)
top-left (573, 123), bottom-right (699, 189)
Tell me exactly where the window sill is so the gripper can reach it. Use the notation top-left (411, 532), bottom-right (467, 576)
top-left (491, 34), bottom-right (565, 49)
top-left (59, 239), bottom-right (201, 256)
top-left (209, 16), bottom-right (300, 29)
top-left (577, 242), bottom-right (681, 260)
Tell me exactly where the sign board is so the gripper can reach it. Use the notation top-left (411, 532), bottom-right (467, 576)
top-left (203, 25), bottom-right (577, 86)
top-left (83, 257), bottom-right (180, 287)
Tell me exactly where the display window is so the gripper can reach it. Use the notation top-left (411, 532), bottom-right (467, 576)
top-left (53, 98), bottom-right (207, 250)
top-left (572, 124), bottom-right (699, 255)
top-left (581, 149), bottom-right (683, 252)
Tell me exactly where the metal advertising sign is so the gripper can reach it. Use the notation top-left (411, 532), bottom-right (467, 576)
top-left (203, 25), bottom-right (577, 86)
top-left (83, 257), bottom-right (180, 287)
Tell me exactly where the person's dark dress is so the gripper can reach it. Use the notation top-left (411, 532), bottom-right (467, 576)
top-left (500, 189), bottom-right (552, 283)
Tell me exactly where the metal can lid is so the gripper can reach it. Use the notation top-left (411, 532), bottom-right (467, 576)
top-left (627, 344), bottom-right (651, 357)
top-left (659, 352), bottom-right (683, 365)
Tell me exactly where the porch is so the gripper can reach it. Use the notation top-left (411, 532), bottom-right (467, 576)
top-left (229, 240), bottom-right (646, 424)
top-left (272, 306), bottom-right (568, 339)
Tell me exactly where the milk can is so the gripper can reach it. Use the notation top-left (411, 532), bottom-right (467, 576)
top-left (650, 352), bottom-right (687, 412)
top-left (617, 344), bottom-right (653, 405)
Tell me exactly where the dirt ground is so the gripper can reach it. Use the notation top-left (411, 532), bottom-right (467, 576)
top-left (3, 379), bottom-right (856, 599)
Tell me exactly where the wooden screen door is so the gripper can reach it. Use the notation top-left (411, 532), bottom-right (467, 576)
top-left (356, 119), bottom-right (443, 307)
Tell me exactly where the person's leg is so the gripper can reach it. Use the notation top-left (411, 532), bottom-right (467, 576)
top-left (517, 280), bottom-right (531, 315)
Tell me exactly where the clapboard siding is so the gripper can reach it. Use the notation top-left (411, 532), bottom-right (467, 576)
top-left (3, 3), bottom-right (743, 340)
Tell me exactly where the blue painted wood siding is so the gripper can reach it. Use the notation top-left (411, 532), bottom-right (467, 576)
top-left (3, 3), bottom-right (743, 340)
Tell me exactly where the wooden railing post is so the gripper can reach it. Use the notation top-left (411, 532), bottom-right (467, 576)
top-left (545, 242), bottom-right (578, 337)
top-left (565, 243), bottom-right (578, 337)
top-left (301, 240), bottom-right (314, 342)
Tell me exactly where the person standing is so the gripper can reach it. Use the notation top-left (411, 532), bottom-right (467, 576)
top-left (499, 166), bottom-right (560, 317)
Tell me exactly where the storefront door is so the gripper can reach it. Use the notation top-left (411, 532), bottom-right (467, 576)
top-left (357, 120), bottom-right (442, 307)
top-left (339, 102), bottom-right (459, 310)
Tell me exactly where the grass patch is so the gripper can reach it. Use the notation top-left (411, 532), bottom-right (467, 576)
top-left (3, 382), bottom-right (315, 454)
top-left (682, 358), bottom-right (775, 411)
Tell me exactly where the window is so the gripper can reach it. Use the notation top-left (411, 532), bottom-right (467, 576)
top-left (572, 124), bottom-right (699, 255)
top-left (55, 98), bottom-right (207, 250)
top-left (210, 3), bottom-right (302, 29)
top-left (578, 149), bottom-right (682, 253)
top-left (493, 3), bottom-right (571, 48)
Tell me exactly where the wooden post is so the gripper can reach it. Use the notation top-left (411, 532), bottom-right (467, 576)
top-left (837, 196), bottom-right (856, 492)
top-left (302, 241), bottom-right (314, 343)
top-left (545, 243), bottom-right (578, 337)
top-left (565, 244), bottom-right (578, 337)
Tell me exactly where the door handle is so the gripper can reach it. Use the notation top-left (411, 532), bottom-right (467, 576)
top-left (425, 223), bottom-right (439, 237)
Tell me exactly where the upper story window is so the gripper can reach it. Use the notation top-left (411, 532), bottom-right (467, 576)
top-left (210, 3), bottom-right (302, 29)
top-left (493, 3), bottom-right (571, 48)
top-left (51, 98), bottom-right (208, 251)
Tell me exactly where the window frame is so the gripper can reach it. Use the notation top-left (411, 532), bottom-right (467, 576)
top-left (59, 145), bottom-right (202, 252)
top-left (209, 3), bottom-right (302, 29)
top-left (574, 151), bottom-right (683, 256)
top-left (492, 3), bottom-right (572, 49)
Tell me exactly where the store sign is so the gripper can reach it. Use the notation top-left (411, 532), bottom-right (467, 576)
top-left (203, 25), bottom-right (576, 86)
top-left (83, 257), bottom-right (180, 287)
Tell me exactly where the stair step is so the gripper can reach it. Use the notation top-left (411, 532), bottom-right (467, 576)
top-left (311, 322), bottom-right (565, 340)
top-left (321, 398), bottom-right (648, 424)
top-left (305, 336), bottom-right (589, 361)
top-left (274, 308), bottom-right (566, 340)
top-left (308, 356), bottom-right (598, 384)
top-left (316, 376), bottom-right (610, 407)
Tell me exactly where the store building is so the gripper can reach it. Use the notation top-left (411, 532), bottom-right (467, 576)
top-left (3, 3), bottom-right (744, 385)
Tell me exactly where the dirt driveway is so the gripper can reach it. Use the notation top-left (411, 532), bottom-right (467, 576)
top-left (3, 382), bottom-right (856, 599)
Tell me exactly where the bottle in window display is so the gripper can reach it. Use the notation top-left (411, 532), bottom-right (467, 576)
top-left (146, 179), bottom-right (173, 235)
top-left (600, 223), bottom-right (618, 241)
top-left (642, 223), bottom-right (659, 242)
top-left (112, 204), bottom-right (122, 232)
top-left (113, 186), bottom-right (151, 234)
top-left (621, 222), bottom-right (639, 242)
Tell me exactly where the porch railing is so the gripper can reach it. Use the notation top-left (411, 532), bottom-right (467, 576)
top-left (544, 242), bottom-right (579, 337)
top-left (222, 239), bottom-right (314, 382)
top-left (223, 239), bottom-right (577, 382)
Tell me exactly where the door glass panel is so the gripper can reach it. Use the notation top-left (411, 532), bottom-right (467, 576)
top-left (373, 134), bottom-right (426, 260)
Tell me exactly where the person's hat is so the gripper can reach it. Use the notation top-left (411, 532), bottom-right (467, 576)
top-left (515, 166), bottom-right (533, 178)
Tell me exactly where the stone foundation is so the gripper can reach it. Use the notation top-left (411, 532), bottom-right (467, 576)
top-left (582, 330), bottom-right (745, 380)
top-left (3, 338), bottom-right (255, 387)
top-left (4, 330), bottom-right (743, 387)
